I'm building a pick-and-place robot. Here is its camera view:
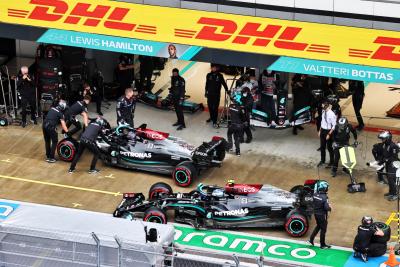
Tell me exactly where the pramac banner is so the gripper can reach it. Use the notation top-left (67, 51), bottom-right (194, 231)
top-left (1, 0), bottom-right (400, 68)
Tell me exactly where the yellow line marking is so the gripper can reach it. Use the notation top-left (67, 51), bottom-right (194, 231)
top-left (72, 203), bottom-right (82, 208)
top-left (0, 174), bottom-right (122, 196)
top-left (0, 159), bottom-right (12, 163)
top-left (386, 212), bottom-right (397, 225)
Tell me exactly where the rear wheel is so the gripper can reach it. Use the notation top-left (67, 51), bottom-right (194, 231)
top-left (149, 182), bottom-right (173, 200)
top-left (285, 212), bottom-right (308, 237)
top-left (290, 185), bottom-right (304, 196)
top-left (173, 161), bottom-right (197, 187)
top-left (57, 138), bottom-right (78, 162)
top-left (372, 222), bottom-right (391, 243)
top-left (215, 142), bottom-right (226, 161)
top-left (143, 207), bottom-right (167, 224)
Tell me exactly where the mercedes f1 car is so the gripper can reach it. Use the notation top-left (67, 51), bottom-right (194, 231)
top-left (57, 123), bottom-right (226, 187)
top-left (113, 180), bottom-right (320, 237)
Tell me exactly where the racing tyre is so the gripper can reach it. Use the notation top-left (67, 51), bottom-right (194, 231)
top-left (143, 207), bottom-right (167, 224)
top-left (285, 212), bottom-right (308, 237)
top-left (290, 185), bottom-right (304, 196)
top-left (57, 138), bottom-right (78, 162)
top-left (215, 142), bottom-right (226, 162)
top-left (149, 182), bottom-right (173, 200)
top-left (372, 222), bottom-right (391, 243)
top-left (173, 161), bottom-right (197, 187)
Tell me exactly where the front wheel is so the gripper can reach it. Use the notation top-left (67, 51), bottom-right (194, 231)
top-left (149, 182), bottom-right (173, 200)
top-left (173, 161), bottom-right (198, 187)
top-left (143, 207), bottom-right (167, 224)
top-left (285, 212), bottom-right (308, 237)
top-left (57, 138), bottom-right (78, 162)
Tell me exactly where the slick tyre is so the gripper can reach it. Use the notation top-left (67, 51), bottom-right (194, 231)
top-left (285, 212), bottom-right (308, 237)
top-left (143, 207), bottom-right (167, 224)
top-left (57, 138), bottom-right (78, 162)
top-left (149, 182), bottom-right (173, 200)
top-left (290, 185), bottom-right (305, 196)
top-left (372, 222), bottom-right (391, 243)
top-left (173, 161), bottom-right (197, 187)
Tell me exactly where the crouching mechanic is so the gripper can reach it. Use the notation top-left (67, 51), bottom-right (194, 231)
top-left (68, 117), bottom-right (106, 174)
top-left (227, 92), bottom-right (246, 157)
top-left (331, 117), bottom-right (357, 177)
top-left (64, 95), bottom-right (90, 136)
top-left (43, 100), bottom-right (69, 163)
top-left (353, 216), bottom-right (386, 262)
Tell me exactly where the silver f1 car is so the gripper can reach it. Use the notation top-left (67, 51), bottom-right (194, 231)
top-left (57, 124), bottom-right (226, 187)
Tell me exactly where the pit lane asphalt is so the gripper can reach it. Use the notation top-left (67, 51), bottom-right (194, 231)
top-left (0, 102), bottom-right (396, 248)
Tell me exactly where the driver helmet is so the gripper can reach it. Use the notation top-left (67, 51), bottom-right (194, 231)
top-left (361, 216), bottom-right (373, 227)
top-left (314, 180), bottom-right (329, 193)
top-left (338, 117), bottom-right (348, 132)
top-left (211, 188), bottom-right (224, 198)
top-left (56, 100), bottom-right (67, 111)
top-left (378, 130), bottom-right (392, 144)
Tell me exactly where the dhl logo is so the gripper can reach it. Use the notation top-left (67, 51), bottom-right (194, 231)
top-left (7, 0), bottom-right (156, 34)
top-left (4, 0), bottom-right (400, 64)
top-left (175, 18), bottom-right (331, 54)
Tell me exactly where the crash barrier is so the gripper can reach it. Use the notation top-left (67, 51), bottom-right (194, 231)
top-left (0, 224), bottom-right (288, 267)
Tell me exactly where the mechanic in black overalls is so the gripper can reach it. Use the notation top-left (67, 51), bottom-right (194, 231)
top-left (117, 54), bottom-right (134, 97)
top-left (205, 64), bottom-right (228, 128)
top-left (116, 88), bottom-right (137, 127)
top-left (309, 180), bottom-right (331, 249)
top-left (68, 117), bottom-right (106, 174)
top-left (170, 68), bottom-right (186, 131)
top-left (241, 87), bottom-right (253, 143)
top-left (42, 100), bottom-right (69, 163)
top-left (81, 82), bottom-right (102, 116)
top-left (227, 92), bottom-right (246, 157)
top-left (17, 66), bottom-right (37, 127)
top-left (353, 216), bottom-right (385, 262)
top-left (139, 55), bottom-right (154, 93)
top-left (331, 117), bottom-right (357, 177)
top-left (65, 95), bottom-right (90, 136)
top-left (379, 131), bottom-right (400, 201)
top-left (349, 80), bottom-right (365, 131)
top-left (291, 74), bottom-right (310, 135)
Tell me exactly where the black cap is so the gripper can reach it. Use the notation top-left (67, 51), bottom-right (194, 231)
top-left (172, 68), bottom-right (179, 73)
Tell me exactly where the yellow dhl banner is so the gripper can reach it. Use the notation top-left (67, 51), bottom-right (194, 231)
top-left (1, 0), bottom-right (400, 69)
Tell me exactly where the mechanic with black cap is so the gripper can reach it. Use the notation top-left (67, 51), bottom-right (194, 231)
top-left (309, 180), bottom-right (331, 249)
top-left (116, 88), bottom-right (137, 127)
top-left (17, 66), bottom-right (37, 127)
top-left (205, 64), bottom-right (228, 128)
top-left (65, 95), bottom-right (90, 136)
top-left (42, 100), bottom-right (69, 163)
top-left (378, 131), bottom-right (400, 201)
top-left (331, 117), bottom-right (357, 177)
top-left (227, 91), bottom-right (246, 156)
top-left (68, 117), bottom-right (106, 174)
top-left (171, 68), bottom-right (186, 131)
top-left (353, 216), bottom-right (385, 262)
top-left (318, 99), bottom-right (337, 167)
top-left (241, 87), bottom-right (253, 143)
